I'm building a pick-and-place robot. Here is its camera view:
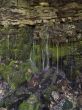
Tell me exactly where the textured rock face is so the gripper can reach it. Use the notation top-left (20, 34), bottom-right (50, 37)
top-left (0, 2), bottom-right (82, 25)
top-left (0, 6), bottom-right (57, 26)
top-left (0, 1), bottom-right (82, 43)
top-left (0, 1), bottom-right (82, 110)
top-left (0, 81), bottom-right (9, 100)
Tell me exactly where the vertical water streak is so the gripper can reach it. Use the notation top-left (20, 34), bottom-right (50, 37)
top-left (42, 49), bottom-right (45, 70)
top-left (56, 42), bottom-right (59, 74)
top-left (29, 39), bottom-right (35, 62)
top-left (40, 24), bottom-right (50, 69)
top-left (33, 39), bottom-right (35, 62)
top-left (60, 44), bottom-right (62, 71)
top-left (29, 39), bottom-right (37, 71)
top-left (33, 39), bottom-right (37, 67)
top-left (29, 51), bottom-right (32, 62)
top-left (46, 33), bottom-right (49, 69)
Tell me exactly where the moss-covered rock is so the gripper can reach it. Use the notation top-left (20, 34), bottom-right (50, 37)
top-left (19, 95), bottom-right (41, 110)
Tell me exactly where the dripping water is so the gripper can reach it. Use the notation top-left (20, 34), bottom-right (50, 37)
top-left (42, 49), bottom-right (45, 70)
top-left (29, 39), bottom-right (37, 71)
top-left (46, 33), bottom-right (49, 69)
top-left (41, 24), bottom-right (50, 70)
top-left (56, 42), bottom-right (59, 74)
top-left (60, 44), bottom-right (63, 71)
top-left (29, 51), bottom-right (32, 63)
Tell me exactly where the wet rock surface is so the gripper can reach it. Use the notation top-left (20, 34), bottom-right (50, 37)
top-left (0, 67), bottom-right (64, 109)
top-left (0, 77), bottom-right (9, 101)
top-left (0, 67), bottom-right (82, 110)
top-left (0, 0), bottom-right (82, 110)
top-left (50, 79), bottom-right (75, 110)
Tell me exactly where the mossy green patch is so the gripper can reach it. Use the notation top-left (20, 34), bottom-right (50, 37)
top-left (19, 95), bottom-right (41, 110)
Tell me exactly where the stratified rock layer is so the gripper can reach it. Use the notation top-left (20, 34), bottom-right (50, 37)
top-left (0, 1), bottom-right (82, 43)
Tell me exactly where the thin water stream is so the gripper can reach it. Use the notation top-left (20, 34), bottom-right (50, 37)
top-left (42, 49), bottom-right (45, 70)
top-left (46, 33), bottom-right (49, 69)
top-left (56, 42), bottom-right (59, 74)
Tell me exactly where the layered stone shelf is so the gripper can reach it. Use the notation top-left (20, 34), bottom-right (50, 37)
top-left (0, 2), bottom-right (82, 26)
top-left (0, 1), bottom-right (82, 43)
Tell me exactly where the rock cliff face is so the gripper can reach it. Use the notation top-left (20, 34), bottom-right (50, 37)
top-left (0, 1), bottom-right (82, 110)
top-left (0, 0), bottom-right (82, 87)
top-left (0, 0), bottom-right (82, 43)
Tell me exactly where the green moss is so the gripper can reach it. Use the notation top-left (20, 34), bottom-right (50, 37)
top-left (49, 45), bottom-right (70, 59)
top-left (0, 61), bottom-right (34, 89)
top-left (19, 95), bottom-right (41, 110)
top-left (0, 25), bottom-right (81, 90)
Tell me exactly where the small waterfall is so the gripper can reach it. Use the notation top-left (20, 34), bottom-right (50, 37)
top-left (29, 52), bottom-right (35, 67)
top-left (42, 49), bottom-right (45, 70)
top-left (56, 42), bottom-right (59, 74)
top-left (40, 24), bottom-right (50, 70)
top-left (29, 39), bottom-right (38, 72)
top-left (46, 33), bottom-right (49, 69)
top-left (29, 51), bottom-right (32, 62)
top-left (60, 44), bottom-right (62, 71)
